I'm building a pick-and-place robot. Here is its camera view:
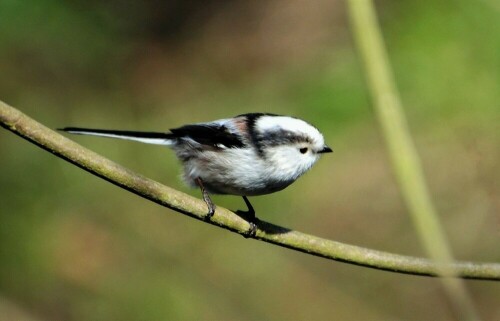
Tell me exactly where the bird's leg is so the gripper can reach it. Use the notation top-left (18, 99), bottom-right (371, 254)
top-left (237, 196), bottom-right (258, 237)
top-left (241, 196), bottom-right (255, 220)
top-left (196, 177), bottom-right (215, 220)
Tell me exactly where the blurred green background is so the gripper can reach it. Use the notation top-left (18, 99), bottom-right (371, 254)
top-left (1, 0), bottom-right (499, 320)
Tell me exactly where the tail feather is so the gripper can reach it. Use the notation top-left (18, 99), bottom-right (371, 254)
top-left (58, 127), bottom-right (175, 146)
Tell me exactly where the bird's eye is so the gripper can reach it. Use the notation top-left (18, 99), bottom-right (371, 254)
top-left (299, 147), bottom-right (308, 154)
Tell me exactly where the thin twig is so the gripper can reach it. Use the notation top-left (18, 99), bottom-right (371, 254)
top-left (1, 100), bottom-right (499, 281)
top-left (347, 1), bottom-right (481, 320)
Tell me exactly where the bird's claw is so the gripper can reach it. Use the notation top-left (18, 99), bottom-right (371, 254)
top-left (235, 209), bottom-right (258, 238)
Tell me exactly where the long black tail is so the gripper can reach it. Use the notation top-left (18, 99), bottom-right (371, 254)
top-left (58, 127), bottom-right (175, 145)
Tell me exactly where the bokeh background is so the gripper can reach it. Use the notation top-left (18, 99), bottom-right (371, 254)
top-left (1, 0), bottom-right (499, 320)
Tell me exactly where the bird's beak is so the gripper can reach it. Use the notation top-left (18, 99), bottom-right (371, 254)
top-left (318, 145), bottom-right (333, 154)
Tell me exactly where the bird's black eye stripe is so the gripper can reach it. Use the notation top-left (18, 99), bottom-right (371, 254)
top-left (299, 147), bottom-right (308, 154)
top-left (246, 114), bottom-right (266, 157)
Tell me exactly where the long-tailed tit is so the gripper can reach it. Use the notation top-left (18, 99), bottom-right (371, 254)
top-left (60, 113), bottom-right (332, 234)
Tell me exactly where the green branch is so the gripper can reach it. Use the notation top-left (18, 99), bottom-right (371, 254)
top-left (347, 1), bottom-right (482, 319)
top-left (1, 100), bottom-right (499, 281)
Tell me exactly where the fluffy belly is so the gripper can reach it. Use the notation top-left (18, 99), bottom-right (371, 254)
top-left (183, 166), bottom-right (295, 196)
top-left (200, 178), bottom-right (294, 196)
top-left (181, 149), bottom-right (296, 196)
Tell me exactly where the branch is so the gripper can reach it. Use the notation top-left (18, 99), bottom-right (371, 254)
top-left (1, 100), bottom-right (499, 281)
top-left (347, 2), bottom-right (482, 319)
top-left (348, 0), bottom-right (456, 273)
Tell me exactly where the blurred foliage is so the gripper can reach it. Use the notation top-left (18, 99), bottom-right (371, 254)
top-left (0, 0), bottom-right (498, 320)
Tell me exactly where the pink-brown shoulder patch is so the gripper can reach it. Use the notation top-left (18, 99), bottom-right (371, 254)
top-left (233, 117), bottom-right (249, 138)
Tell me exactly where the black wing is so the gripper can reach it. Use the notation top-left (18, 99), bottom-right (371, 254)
top-left (170, 123), bottom-right (245, 148)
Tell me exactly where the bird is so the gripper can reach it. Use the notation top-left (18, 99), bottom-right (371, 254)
top-left (59, 113), bottom-right (332, 235)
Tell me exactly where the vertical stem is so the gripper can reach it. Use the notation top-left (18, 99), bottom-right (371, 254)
top-left (346, 1), bottom-right (479, 320)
